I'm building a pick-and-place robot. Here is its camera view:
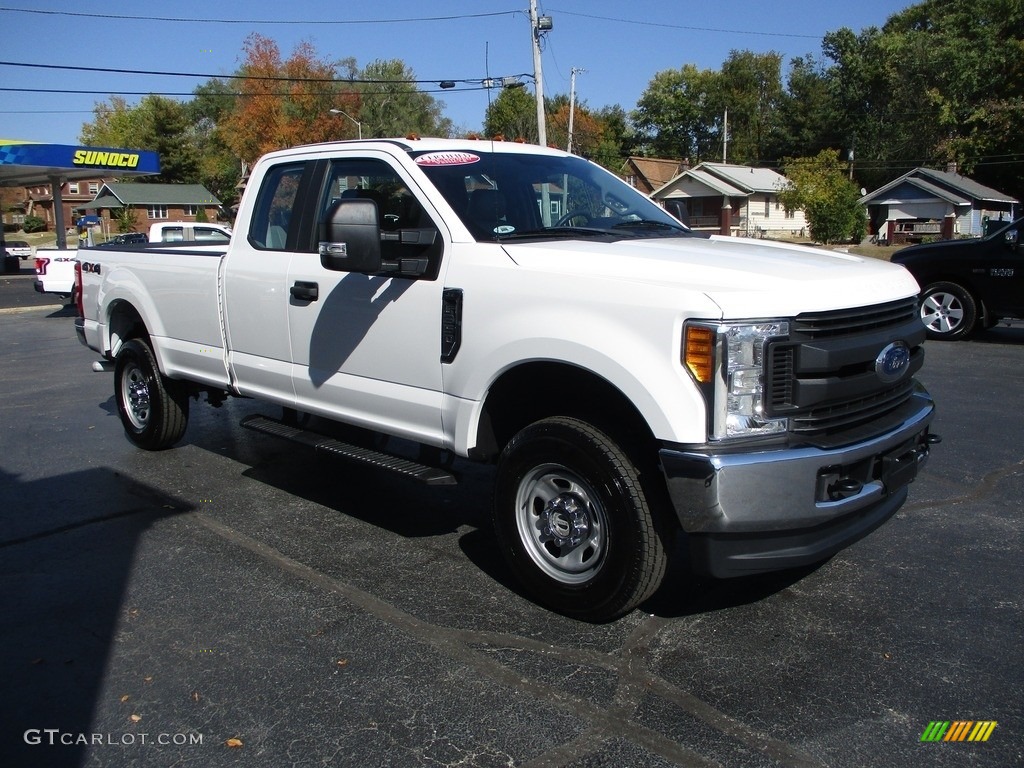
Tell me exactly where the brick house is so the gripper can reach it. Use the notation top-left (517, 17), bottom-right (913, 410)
top-left (76, 182), bottom-right (222, 232)
top-left (24, 177), bottom-right (109, 230)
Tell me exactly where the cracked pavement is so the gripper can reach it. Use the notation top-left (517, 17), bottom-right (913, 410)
top-left (1, 305), bottom-right (1021, 767)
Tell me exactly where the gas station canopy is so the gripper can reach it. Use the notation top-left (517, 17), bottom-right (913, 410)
top-left (0, 140), bottom-right (160, 249)
top-left (0, 140), bottom-right (160, 186)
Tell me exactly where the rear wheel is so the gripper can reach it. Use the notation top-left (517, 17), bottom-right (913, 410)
top-left (114, 338), bottom-right (189, 450)
top-left (919, 281), bottom-right (977, 340)
top-left (494, 417), bottom-right (671, 622)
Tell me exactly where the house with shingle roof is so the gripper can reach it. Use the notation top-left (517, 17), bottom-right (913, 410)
top-left (619, 157), bottom-right (689, 196)
top-left (859, 166), bottom-right (1018, 245)
top-left (652, 162), bottom-right (807, 237)
top-left (76, 182), bottom-right (222, 231)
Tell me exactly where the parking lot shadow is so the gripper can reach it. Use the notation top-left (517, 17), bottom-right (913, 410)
top-left (0, 465), bottom-right (192, 768)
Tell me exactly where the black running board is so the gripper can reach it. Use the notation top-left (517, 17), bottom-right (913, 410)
top-left (240, 414), bottom-right (457, 486)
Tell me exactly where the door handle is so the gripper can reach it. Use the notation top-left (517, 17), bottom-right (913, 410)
top-left (290, 281), bottom-right (319, 301)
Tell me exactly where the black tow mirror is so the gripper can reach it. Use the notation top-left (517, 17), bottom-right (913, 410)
top-left (319, 198), bottom-right (382, 273)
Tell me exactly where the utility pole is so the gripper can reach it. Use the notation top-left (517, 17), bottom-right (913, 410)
top-left (529, 0), bottom-right (550, 147)
top-left (567, 68), bottom-right (585, 153)
top-left (722, 108), bottom-right (728, 163)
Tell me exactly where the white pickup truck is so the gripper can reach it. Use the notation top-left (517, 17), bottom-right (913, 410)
top-left (76, 138), bottom-right (938, 621)
top-left (34, 249), bottom-right (79, 302)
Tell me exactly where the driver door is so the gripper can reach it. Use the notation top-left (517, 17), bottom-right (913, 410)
top-left (286, 154), bottom-right (449, 446)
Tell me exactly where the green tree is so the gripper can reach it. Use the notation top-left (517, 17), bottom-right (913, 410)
top-left (773, 55), bottom-right (834, 160)
top-left (80, 96), bottom-right (145, 148)
top-left (632, 64), bottom-right (722, 162)
top-left (357, 59), bottom-right (453, 138)
top-left (188, 78), bottom-right (242, 211)
top-left (114, 205), bottom-right (136, 234)
top-left (718, 50), bottom-right (784, 165)
top-left (484, 86), bottom-right (538, 143)
top-left (879, 0), bottom-right (1024, 198)
top-left (591, 104), bottom-right (636, 170)
top-left (779, 150), bottom-right (866, 244)
top-left (79, 95), bottom-right (199, 184)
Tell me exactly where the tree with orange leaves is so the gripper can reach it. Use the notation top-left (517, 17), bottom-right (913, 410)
top-left (220, 34), bottom-right (360, 165)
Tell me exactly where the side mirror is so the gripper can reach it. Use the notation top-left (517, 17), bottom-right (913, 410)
top-left (319, 198), bottom-right (382, 273)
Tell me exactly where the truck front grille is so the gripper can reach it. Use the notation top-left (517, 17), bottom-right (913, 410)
top-left (767, 297), bottom-right (924, 441)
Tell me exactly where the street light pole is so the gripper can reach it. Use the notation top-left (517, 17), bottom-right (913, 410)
top-left (567, 67), bottom-right (585, 154)
top-left (330, 108), bottom-right (362, 140)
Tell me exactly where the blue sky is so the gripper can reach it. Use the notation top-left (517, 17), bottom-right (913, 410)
top-left (1, 1), bottom-right (916, 145)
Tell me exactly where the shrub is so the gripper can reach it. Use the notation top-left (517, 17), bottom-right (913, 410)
top-left (22, 215), bottom-right (46, 233)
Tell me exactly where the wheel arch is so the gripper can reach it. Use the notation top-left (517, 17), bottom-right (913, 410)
top-left (106, 299), bottom-right (150, 358)
top-left (473, 361), bottom-right (658, 462)
top-left (916, 272), bottom-right (982, 301)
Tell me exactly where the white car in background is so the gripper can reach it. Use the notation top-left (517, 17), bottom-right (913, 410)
top-left (148, 222), bottom-right (232, 243)
top-left (3, 239), bottom-right (32, 260)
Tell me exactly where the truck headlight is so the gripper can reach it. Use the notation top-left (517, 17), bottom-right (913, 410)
top-left (684, 320), bottom-right (789, 440)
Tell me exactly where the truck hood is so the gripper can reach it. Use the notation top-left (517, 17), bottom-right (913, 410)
top-left (502, 235), bottom-right (920, 318)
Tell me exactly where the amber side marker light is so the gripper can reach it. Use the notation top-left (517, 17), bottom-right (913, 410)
top-left (684, 325), bottom-right (715, 383)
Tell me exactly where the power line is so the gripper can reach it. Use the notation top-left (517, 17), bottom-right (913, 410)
top-left (546, 8), bottom-right (821, 39)
top-left (0, 86), bottom-right (491, 97)
top-left (0, 6), bottom-right (521, 25)
top-left (0, 60), bottom-right (531, 88)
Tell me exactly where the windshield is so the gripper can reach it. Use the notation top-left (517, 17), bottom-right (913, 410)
top-left (411, 149), bottom-right (691, 242)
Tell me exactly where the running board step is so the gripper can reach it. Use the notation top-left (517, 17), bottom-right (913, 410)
top-left (240, 414), bottom-right (457, 486)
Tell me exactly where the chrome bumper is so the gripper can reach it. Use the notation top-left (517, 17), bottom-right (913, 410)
top-left (659, 389), bottom-right (937, 577)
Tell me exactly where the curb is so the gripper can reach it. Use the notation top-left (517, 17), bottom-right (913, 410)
top-left (0, 305), bottom-right (65, 315)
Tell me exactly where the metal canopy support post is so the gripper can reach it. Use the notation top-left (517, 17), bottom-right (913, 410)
top-left (50, 175), bottom-right (67, 249)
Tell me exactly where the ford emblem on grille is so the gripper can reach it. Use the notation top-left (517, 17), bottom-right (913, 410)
top-left (875, 341), bottom-right (911, 383)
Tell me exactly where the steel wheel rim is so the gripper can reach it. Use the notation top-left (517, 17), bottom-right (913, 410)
top-left (121, 362), bottom-right (151, 430)
top-left (921, 291), bottom-right (964, 334)
top-left (514, 463), bottom-right (607, 584)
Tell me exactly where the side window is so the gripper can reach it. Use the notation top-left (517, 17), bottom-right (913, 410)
top-left (319, 158), bottom-right (440, 272)
top-left (161, 227), bottom-right (184, 242)
top-left (320, 158), bottom-right (433, 231)
top-left (249, 162), bottom-right (306, 250)
top-left (194, 227), bottom-right (230, 243)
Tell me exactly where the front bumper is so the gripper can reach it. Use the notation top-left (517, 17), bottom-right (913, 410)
top-left (659, 388), bottom-right (936, 577)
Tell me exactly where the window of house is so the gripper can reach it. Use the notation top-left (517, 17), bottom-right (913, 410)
top-left (182, 205), bottom-right (198, 216)
top-left (89, 182), bottom-right (99, 195)
top-left (69, 183), bottom-right (79, 194)
top-left (764, 197), bottom-right (770, 217)
top-left (147, 205), bottom-right (168, 219)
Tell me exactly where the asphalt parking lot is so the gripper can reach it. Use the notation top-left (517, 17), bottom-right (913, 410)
top-left (1, 282), bottom-right (1021, 768)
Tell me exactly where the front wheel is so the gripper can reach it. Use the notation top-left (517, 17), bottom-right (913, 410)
top-left (494, 417), bottom-right (671, 622)
top-left (114, 338), bottom-right (189, 450)
top-left (919, 281), bottom-right (977, 340)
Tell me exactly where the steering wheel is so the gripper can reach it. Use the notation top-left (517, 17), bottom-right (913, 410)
top-left (554, 208), bottom-right (593, 227)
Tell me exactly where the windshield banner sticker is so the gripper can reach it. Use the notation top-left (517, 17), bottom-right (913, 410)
top-left (415, 152), bottom-right (481, 167)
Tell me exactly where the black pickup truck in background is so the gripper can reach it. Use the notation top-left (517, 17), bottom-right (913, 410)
top-left (892, 216), bottom-right (1023, 340)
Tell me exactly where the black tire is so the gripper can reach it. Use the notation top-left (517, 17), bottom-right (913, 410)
top-left (114, 338), bottom-right (189, 450)
top-left (494, 417), bottom-right (671, 622)
top-left (919, 281), bottom-right (977, 340)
